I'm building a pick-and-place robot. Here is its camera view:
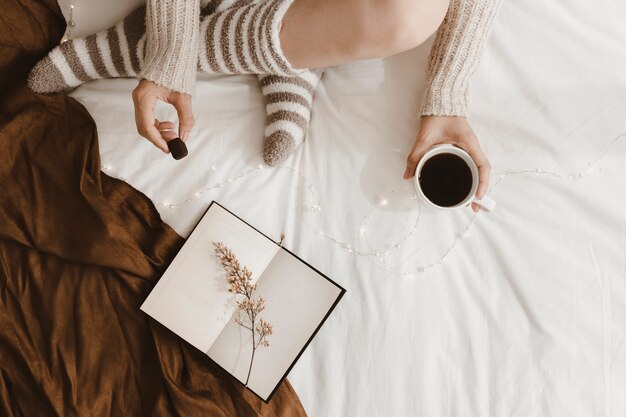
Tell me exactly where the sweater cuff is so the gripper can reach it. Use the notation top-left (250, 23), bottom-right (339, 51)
top-left (139, 0), bottom-right (200, 95)
top-left (419, 87), bottom-right (469, 117)
top-left (418, 0), bottom-right (503, 118)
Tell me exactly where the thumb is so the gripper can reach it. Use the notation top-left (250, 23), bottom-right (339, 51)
top-left (173, 94), bottom-right (195, 141)
top-left (404, 139), bottom-right (429, 179)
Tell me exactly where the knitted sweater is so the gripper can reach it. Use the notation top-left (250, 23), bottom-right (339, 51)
top-left (419, 0), bottom-right (504, 116)
top-left (139, 0), bottom-right (201, 95)
top-left (141, 0), bottom-right (503, 116)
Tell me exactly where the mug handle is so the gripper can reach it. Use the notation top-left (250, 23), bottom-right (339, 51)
top-left (472, 195), bottom-right (496, 212)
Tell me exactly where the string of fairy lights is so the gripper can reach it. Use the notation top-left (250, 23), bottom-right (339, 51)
top-left (60, 1), bottom-right (76, 43)
top-left (101, 132), bottom-right (626, 276)
top-left (52, 1), bottom-right (626, 273)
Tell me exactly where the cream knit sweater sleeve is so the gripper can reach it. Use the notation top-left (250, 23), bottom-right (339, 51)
top-left (139, 0), bottom-right (200, 95)
top-left (419, 0), bottom-right (503, 117)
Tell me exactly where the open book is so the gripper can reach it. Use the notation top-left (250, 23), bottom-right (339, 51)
top-left (141, 202), bottom-right (345, 402)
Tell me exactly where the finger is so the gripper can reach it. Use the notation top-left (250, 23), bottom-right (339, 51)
top-left (466, 146), bottom-right (491, 212)
top-left (404, 136), bottom-right (431, 179)
top-left (172, 94), bottom-right (194, 142)
top-left (134, 95), bottom-right (169, 153)
top-left (154, 120), bottom-right (178, 141)
top-left (155, 120), bottom-right (176, 131)
top-left (476, 163), bottom-right (491, 199)
top-left (461, 139), bottom-right (491, 199)
top-left (160, 130), bottom-right (178, 141)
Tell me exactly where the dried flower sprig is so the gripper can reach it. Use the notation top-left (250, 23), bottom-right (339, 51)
top-left (213, 241), bottom-right (273, 386)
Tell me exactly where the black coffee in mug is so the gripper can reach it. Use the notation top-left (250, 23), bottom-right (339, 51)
top-left (418, 153), bottom-right (473, 207)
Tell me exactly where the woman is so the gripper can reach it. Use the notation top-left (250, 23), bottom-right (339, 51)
top-left (27, 0), bottom-right (502, 211)
top-left (135, 0), bottom-right (501, 211)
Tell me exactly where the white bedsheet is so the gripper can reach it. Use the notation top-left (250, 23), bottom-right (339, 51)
top-left (70, 1), bottom-right (626, 415)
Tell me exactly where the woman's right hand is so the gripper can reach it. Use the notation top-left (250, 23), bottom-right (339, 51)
top-left (132, 79), bottom-right (195, 153)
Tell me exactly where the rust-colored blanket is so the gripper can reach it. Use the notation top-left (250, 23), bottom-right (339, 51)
top-left (0, 1), bottom-right (306, 416)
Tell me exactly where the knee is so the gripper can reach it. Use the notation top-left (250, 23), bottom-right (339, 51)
top-left (349, 0), bottom-right (450, 59)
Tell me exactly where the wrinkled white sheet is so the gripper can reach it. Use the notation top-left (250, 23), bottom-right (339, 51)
top-left (70, 0), bottom-right (626, 415)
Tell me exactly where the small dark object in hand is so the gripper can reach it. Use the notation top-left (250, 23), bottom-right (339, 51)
top-left (167, 138), bottom-right (188, 160)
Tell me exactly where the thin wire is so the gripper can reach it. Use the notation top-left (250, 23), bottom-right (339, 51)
top-left (60, 1), bottom-right (76, 43)
top-left (101, 132), bottom-right (626, 276)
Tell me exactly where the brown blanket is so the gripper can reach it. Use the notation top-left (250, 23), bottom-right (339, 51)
top-left (0, 1), bottom-right (307, 416)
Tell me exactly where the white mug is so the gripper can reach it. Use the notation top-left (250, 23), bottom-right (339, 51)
top-left (413, 144), bottom-right (496, 212)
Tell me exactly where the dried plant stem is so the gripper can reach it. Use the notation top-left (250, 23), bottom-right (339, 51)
top-left (213, 242), bottom-right (273, 388)
top-left (245, 328), bottom-right (270, 385)
top-left (245, 328), bottom-right (256, 386)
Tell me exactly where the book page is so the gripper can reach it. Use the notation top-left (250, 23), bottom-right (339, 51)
top-left (140, 204), bottom-right (279, 352)
top-left (207, 249), bottom-right (343, 401)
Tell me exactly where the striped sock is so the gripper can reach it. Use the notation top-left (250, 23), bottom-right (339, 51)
top-left (199, 0), bottom-right (299, 76)
top-left (260, 69), bottom-right (322, 165)
top-left (27, 6), bottom-right (147, 94)
top-left (207, 0), bottom-right (323, 165)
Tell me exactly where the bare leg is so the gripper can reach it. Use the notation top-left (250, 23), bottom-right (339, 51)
top-left (281, 0), bottom-right (451, 69)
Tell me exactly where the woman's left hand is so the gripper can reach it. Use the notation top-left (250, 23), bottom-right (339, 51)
top-left (404, 115), bottom-right (491, 212)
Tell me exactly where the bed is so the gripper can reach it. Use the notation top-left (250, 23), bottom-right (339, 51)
top-left (4, 0), bottom-right (626, 415)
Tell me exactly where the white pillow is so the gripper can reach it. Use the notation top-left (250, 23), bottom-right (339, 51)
top-left (58, 0), bottom-right (146, 39)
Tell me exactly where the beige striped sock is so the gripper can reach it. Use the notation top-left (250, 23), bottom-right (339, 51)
top-left (206, 0), bottom-right (324, 165)
top-left (203, 0), bottom-right (253, 15)
top-left (27, 6), bottom-right (147, 94)
top-left (199, 0), bottom-right (299, 76)
top-left (259, 69), bottom-right (323, 165)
